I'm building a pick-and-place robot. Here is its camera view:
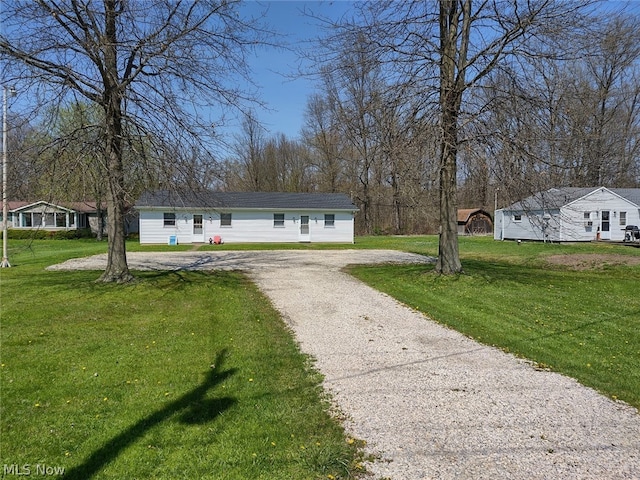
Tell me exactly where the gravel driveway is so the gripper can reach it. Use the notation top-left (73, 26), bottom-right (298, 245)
top-left (49, 250), bottom-right (640, 479)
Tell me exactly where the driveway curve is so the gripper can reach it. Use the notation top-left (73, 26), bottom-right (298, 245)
top-left (49, 250), bottom-right (640, 479)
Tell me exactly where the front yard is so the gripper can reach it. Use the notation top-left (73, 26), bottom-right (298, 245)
top-left (1, 235), bottom-right (638, 479)
top-left (0, 241), bottom-right (362, 479)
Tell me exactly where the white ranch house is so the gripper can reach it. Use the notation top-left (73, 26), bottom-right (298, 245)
top-left (135, 190), bottom-right (359, 244)
top-left (494, 187), bottom-right (640, 242)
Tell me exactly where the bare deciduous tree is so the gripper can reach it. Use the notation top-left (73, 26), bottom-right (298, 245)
top-left (316, 0), bottom-right (595, 273)
top-left (224, 112), bottom-right (268, 191)
top-left (1, 0), bottom-right (269, 282)
top-left (473, 11), bottom-right (640, 206)
top-left (302, 94), bottom-right (345, 193)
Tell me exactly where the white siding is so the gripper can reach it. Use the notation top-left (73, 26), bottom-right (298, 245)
top-left (562, 189), bottom-right (640, 242)
top-left (495, 188), bottom-right (640, 242)
top-left (138, 209), bottom-right (355, 244)
top-left (139, 210), bottom-right (186, 244)
top-left (498, 209), bottom-right (561, 241)
top-left (493, 210), bottom-right (503, 240)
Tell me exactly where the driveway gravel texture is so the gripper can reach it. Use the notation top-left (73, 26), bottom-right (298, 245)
top-left (49, 250), bottom-right (640, 479)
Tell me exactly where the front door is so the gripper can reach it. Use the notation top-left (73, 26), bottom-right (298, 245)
top-left (193, 214), bottom-right (204, 243)
top-left (299, 215), bottom-right (310, 242)
top-left (601, 211), bottom-right (611, 240)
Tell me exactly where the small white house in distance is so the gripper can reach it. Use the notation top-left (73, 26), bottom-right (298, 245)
top-left (494, 187), bottom-right (640, 242)
top-left (135, 190), bottom-right (359, 244)
top-left (0, 200), bottom-right (115, 234)
top-left (1, 200), bottom-right (139, 236)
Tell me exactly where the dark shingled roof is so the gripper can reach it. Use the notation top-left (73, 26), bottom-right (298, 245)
top-left (614, 188), bottom-right (640, 206)
top-left (135, 190), bottom-right (359, 211)
top-left (502, 187), bottom-right (640, 211)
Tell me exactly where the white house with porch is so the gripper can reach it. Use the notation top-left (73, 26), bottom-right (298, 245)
top-left (1, 200), bottom-right (139, 235)
top-left (1, 200), bottom-right (95, 231)
top-left (494, 187), bottom-right (640, 242)
top-left (135, 190), bottom-right (359, 244)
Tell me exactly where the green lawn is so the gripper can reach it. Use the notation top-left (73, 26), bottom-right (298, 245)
top-left (2, 235), bottom-right (638, 479)
top-left (348, 236), bottom-right (640, 409)
top-left (0, 240), bottom-right (362, 479)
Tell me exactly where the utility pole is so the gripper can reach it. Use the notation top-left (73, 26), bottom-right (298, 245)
top-left (1, 86), bottom-right (16, 268)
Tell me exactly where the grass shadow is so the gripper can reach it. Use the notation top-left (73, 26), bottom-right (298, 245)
top-left (63, 350), bottom-right (237, 480)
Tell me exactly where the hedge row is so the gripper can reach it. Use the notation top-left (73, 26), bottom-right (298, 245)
top-left (6, 228), bottom-right (95, 240)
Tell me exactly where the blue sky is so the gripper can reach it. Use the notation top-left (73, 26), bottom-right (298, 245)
top-left (0, 1), bottom-right (353, 145)
top-left (236, 1), bottom-right (355, 140)
top-left (236, 0), bottom-right (640, 142)
top-left (7, 1), bottom-right (639, 146)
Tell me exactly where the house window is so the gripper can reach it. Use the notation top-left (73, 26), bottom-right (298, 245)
top-left (620, 212), bottom-right (626, 226)
top-left (163, 212), bottom-right (176, 227)
top-left (324, 214), bottom-right (335, 227)
top-left (584, 211), bottom-right (593, 227)
top-left (273, 213), bottom-right (285, 227)
top-left (56, 213), bottom-right (66, 227)
top-left (45, 213), bottom-right (55, 227)
top-left (68, 213), bottom-right (76, 227)
top-left (220, 213), bottom-right (232, 227)
top-left (513, 214), bottom-right (522, 222)
top-left (22, 213), bottom-right (32, 227)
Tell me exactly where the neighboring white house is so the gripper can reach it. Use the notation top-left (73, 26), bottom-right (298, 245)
top-left (0, 200), bottom-right (138, 235)
top-left (494, 187), bottom-right (640, 242)
top-left (1, 200), bottom-right (100, 232)
top-left (135, 190), bottom-right (359, 244)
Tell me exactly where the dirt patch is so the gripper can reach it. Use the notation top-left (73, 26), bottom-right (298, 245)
top-left (545, 253), bottom-right (640, 270)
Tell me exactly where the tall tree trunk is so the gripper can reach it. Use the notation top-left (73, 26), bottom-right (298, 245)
top-left (436, 105), bottom-right (462, 273)
top-left (435, 0), bottom-right (465, 274)
top-left (97, 0), bottom-right (132, 283)
top-left (99, 124), bottom-right (132, 282)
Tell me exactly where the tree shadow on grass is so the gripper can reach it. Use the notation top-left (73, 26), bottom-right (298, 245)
top-left (134, 269), bottom-right (249, 294)
top-left (64, 350), bottom-right (237, 480)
